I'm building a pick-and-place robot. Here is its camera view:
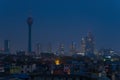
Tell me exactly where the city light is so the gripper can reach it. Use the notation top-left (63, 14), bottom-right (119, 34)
top-left (55, 59), bottom-right (60, 65)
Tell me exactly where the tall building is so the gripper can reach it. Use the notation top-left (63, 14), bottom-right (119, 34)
top-left (81, 37), bottom-right (86, 53)
top-left (85, 32), bottom-right (95, 56)
top-left (36, 43), bottom-right (42, 56)
top-left (47, 43), bottom-right (52, 53)
top-left (57, 43), bottom-right (64, 55)
top-left (80, 32), bottom-right (95, 56)
top-left (4, 40), bottom-right (10, 53)
top-left (27, 16), bottom-right (33, 53)
top-left (70, 41), bottom-right (76, 54)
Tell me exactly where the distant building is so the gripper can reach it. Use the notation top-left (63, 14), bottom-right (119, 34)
top-left (81, 37), bottom-right (86, 53)
top-left (85, 32), bottom-right (95, 54)
top-left (36, 43), bottom-right (43, 56)
top-left (57, 43), bottom-right (65, 55)
top-left (81, 32), bottom-right (95, 57)
top-left (16, 51), bottom-right (26, 56)
top-left (4, 40), bottom-right (10, 54)
top-left (0, 49), bottom-right (4, 54)
top-left (99, 48), bottom-right (114, 56)
top-left (47, 43), bottom-right (52, 53)
top-left (70, 41), bottom-right (76, 54)
top-left (40, 52), bottom-right (55, 58)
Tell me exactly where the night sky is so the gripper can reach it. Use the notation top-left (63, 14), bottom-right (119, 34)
top-left (0, 0), bottom-right (120, 52)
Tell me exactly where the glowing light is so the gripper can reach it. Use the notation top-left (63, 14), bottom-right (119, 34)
top-left (55, 59), bottom-right (60, 65)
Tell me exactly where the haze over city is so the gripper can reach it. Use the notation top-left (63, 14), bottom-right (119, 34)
top-left (0, 0), bottom-right (120, 52)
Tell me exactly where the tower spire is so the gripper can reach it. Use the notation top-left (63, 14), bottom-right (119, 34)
top-left (27, 0), bottom-right (33, 54)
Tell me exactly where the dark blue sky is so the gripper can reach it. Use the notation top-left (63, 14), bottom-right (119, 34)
top-left (0, 0), bottom-right (120, 52)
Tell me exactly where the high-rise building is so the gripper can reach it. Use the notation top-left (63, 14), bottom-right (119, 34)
top-left (4, 40), bottom-right (10, 53)
top-left (80, 32), bottom-right (95, 56)
top-left (85, 32), bottom-right (95, 56)
top-left (27, 16), bottom-right (33, 53)
top-left (70, 41), bottom-right (76, 54)
top-left (47, 43), bottom-right (52, 53)
top-left (81, 37), bottom-right (86, 53)
top-left (57, 43), bottom-right (64, 55)
top-left (36, 43), bottom-right (42, 56)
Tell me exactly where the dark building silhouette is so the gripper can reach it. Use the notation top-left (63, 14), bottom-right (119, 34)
top-left (27, 16), bottom-right (33, 53)
top-left (4, 40), bottom-right (10, 53)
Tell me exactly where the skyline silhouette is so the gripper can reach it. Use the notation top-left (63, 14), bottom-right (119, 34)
top-left (0, 0), bottom-right (120, 52)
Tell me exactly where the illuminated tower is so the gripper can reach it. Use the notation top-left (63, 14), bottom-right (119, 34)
top-left (27, 16), bottom-right (33, 53)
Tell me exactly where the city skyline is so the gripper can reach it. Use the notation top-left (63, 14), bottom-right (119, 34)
top-left (0, 0), bottom-right (120, 52)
